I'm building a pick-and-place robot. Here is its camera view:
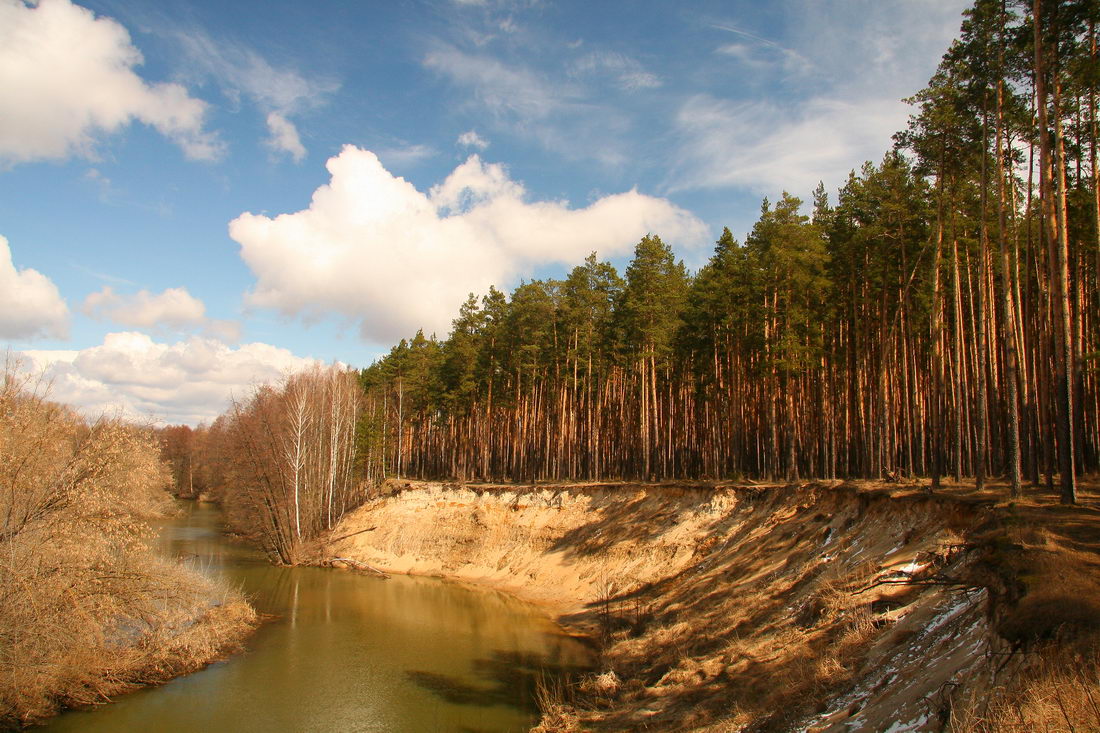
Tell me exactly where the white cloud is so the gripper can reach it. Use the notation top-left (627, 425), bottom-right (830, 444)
top-left (83, 285), bottom-right (206, 330)
top-left (229, 145), bottom-right (707, 342)
top-left (374, 143), bottom-right (437, 168)
top-left (17, 332), bottom-right (319, 425)
top-left (81, 284), bottom-right (242, 342)
top-left (570, 52), bottom-right (661, 91)
top-left (265, 112), bottom-right (306, 162)
top-left (671, 94), bottom-right (907, 196)
top-left (674, 0), bottom-right (969, 196)
top-left (457, 130), bottom-right (489, 149)
top-left (204, 319), bottom-right (242, 344)
top-left (0, 234), bottom-right (69, 340)
top-left (175, 28), bottom-right (337, 162)
top-left (0, 0), bottom-right (220, 166)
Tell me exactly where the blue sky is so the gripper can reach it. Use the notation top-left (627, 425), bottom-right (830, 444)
top-left (0, 0), bottom-right (968, 424)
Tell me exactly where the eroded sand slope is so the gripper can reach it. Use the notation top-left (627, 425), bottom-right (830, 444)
top-left (322, 481), bottom-right (1028, 731)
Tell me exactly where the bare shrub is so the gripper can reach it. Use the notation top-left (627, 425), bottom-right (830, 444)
top-left (0, 367), bottom-right (255, 727)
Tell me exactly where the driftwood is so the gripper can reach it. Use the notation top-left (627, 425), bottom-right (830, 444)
top-left (330, 557), bottom-right (390, 579)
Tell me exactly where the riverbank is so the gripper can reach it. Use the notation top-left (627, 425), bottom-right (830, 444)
top-left (321, 478), bottom-right (1100, 731)
top-left (1, 545), bottom-right (257, 730)
top-left (0, 374), bottom-right (260, 730)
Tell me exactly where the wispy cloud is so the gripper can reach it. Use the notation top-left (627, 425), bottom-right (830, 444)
top-left (457, 130), bottom-right (489, 149)
top-left (670, 94), bottom-right (906, 196)
top-left (424, 45), bottom-right (574, 122)
top-left (173, 28), bottom-right (339, 162)
top-left (374, 143), bottom-right (437, 168)
top-left (672, 0), bottom-right (969, 196)
top-left (711, 23), bottom-right (812, 76)
top-left (423, 44), bottom-right (630, 166)
top-left (264, 112), bottom-right (306, 162)
top-left (569, 52), bottom-right (661, 91)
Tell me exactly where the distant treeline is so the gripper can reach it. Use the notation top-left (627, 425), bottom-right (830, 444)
top-left (357, 0), bottom-right (1100, 502)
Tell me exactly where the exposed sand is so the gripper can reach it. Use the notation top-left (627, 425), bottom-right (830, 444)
top-left (320, 479), bottom-right (1098, 731)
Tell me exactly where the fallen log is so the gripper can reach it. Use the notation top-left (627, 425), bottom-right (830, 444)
top-left (330, 557), bottom-right (390, 579)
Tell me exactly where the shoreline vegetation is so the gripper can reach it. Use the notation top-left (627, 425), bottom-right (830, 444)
top-left (0, 369), bottom-right (256, 730)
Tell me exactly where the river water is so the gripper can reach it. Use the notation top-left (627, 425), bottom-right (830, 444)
top-left (39, 501), bottom-right (592, 732)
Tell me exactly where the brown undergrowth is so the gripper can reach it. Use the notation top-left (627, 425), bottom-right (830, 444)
top-left (0, 369), bottom-right (257, 729)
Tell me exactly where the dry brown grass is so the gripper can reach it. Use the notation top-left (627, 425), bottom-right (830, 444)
top-left (951, 642), bottom-right (1100, 732)
top-left (0, 367), bottom-right (257, 728)
top-left (531, 674), bottom-right (586, 733)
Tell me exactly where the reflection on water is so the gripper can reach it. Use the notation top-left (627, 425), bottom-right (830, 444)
top-left (39, 501), bottom-right (591, 733)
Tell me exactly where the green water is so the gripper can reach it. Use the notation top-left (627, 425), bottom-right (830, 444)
top-left (38, 501), bottom-right (591, 732)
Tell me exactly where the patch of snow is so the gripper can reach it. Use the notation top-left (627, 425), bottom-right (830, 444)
top-left (922, 591), bottom-right (984, 638)
top-left (883, 713), bottom-right (931, 732)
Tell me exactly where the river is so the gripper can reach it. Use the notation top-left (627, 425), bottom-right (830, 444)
top-left (38, 501), bottom-right (592, 732)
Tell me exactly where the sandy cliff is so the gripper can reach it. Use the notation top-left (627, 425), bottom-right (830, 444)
top-left (322, 480), bottom-right (1098, 731)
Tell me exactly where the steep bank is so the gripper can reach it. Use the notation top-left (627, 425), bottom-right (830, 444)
top-left (323, 480), bottom-right (1100, 731)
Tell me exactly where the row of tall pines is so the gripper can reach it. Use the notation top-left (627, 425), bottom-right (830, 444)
top-left (358, 0), bottom-right (1100, 503)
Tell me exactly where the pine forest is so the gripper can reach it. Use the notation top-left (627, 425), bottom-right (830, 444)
top-left (348, 0), bottom-right (1100, 503)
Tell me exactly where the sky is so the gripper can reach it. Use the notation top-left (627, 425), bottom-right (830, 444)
top-left (0, 0), bottom-right (970, 425)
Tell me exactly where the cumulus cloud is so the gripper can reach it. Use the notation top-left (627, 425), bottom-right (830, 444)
top-left (83, 286), bottom-right (206, 330)
top-left (0, 0), bottom-right (220, 166)
top-left (457, 130), bottom-right (489, 149)
top-left (0, 234), bottom-right (69, 340)
top-left (229, 145), bottom-right (707, 342)
top-left (81, 284), bottom-right (241, 341)
top-left (17, 332), bottom-right (319, 425)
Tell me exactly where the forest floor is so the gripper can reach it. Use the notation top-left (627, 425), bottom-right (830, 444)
top-left (320, 477), bottom-right (1100, 732)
